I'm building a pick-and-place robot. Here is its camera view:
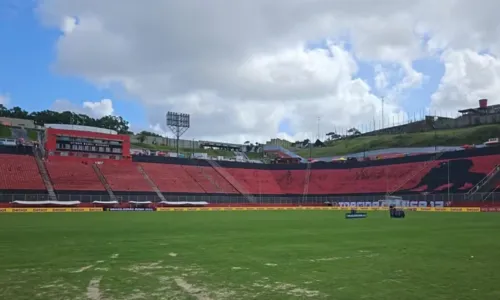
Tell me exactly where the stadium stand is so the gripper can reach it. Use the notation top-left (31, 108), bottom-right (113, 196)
top-left (139, 163), bottom-right (205, 193)
top-left (273, 169), bottom-right (322, 194)
top-left (45, 160), bottom-right (105, 191)
top-left (1, 139), bottom-right (500, 204)
top-left (0, 154), bottom-right (45, 190)
top-left (97, 162), bottom-right (153, 192)
top-left (181, 165), bottom-right (239, 194)
top-left (225, 168), bottom-right (282, 194)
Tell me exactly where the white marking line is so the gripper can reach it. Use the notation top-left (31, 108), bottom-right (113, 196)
top-left (86, 276), bottom-right (102, 300)
top-left (110, 253), bottom-right (119, 259)
top-left (309, 257), bottom-right (350, 262)
top-left (174, 277), bottom-right (213, 300)
top-left (308, 253), bottom-right (379, 262)
top-left (168, 252), bottom-right (178, 257)
top-left (265, 263), bottom-right (277, 267)
top-left (71, 265), bottom-right (94, 273)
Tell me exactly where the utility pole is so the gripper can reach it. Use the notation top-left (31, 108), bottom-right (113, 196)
top-left (381, 97), bottom-right (385, 129)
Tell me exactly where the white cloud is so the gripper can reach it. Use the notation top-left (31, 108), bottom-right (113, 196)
top-left (430, 50), bottom-right (500, 114)
top-left (36, 0), bottom-right (500, 143)
top-left (0, 94), bottom-right (9, 106)
top-left (51, 98), bottom-right (114, 119)
top-left (60, 16), bottom-right (77, 34)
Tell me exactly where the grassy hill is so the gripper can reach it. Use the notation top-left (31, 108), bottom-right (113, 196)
top-left (0, 125), bottom-right (11, 138)
top-left (296, 124), bottom-right (500, 158)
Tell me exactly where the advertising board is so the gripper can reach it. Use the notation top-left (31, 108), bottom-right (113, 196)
top-left (0, 207), bottom-right (103, 213)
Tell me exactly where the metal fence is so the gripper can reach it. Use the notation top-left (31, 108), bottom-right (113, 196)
top-left (1, 192), bottom-right (499, 204)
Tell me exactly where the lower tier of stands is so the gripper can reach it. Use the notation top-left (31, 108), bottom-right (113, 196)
top-left (1, 153), bottom-right (499, 197)
top-left (45, 160), bottom-right (105, 191)
top-left (0, 155), bottom-right (45, 190)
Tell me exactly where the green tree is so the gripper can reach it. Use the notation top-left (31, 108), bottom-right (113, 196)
top-left (0, 105), bottom-right (131, 134)
top-left (138, 130), bottom-right (162, 137)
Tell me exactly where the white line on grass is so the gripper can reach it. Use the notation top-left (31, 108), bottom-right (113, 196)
top-left (71, 265), bottom-right (94, 273)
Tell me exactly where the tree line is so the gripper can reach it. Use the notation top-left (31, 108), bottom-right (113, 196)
top-left (0, 104), bottom-right (132, 134)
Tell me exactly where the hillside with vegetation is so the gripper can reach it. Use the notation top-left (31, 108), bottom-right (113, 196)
top-left (296, 124), bottom-right (500, 157)
top-left (2, 104), bottom-right (499, 159)
top-left (0, 105), bottom-right (131, 134)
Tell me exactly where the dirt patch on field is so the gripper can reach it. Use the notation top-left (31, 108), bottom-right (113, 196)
top-left (86, 276), bottom-right (103, 300)
top-left (95, 267), bottom-right (109, 272)
top-left (174, 277), bottom-right (213, 300)
top-left (126, 261), bottom-right (165, 273)
top-left (253, 279), bottom-right (324, 298)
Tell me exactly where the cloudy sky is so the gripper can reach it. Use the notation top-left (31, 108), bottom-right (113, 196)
top-left (1, 0), bottom-right (499, 143)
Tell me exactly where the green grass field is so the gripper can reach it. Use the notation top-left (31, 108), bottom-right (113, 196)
top-left (1, 211), bottom-right (499, 300)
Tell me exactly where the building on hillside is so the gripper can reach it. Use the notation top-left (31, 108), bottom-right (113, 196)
top-left (0, 117), bottom-right (36, 128)
top-left (266, 138), bottom-right (292, 148)
top-left (458, 99), bottom-right (500, 116)
top-left (199, 140), bottom-right (242, 151)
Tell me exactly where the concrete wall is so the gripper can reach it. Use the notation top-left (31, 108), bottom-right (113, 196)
top-left (130, 135), bottom-right (200, 149)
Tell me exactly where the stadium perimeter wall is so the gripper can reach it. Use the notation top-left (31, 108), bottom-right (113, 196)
top-left (0, 192), bottom-right (499, 207)
top-left (0, 206), bottom-right (487, 213)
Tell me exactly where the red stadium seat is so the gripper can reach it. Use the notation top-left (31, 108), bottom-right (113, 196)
top-left (46, 160), bottom-right (105, 191)
top-left (182, 165), bottom-right (239, 194)
top-left (97, 163), bottom-right (153, 192)
top-left (224, 168), bottom-right (282, 194)
top-left (0, 154), bottom-right (45, 190)
top-left (140, 163), bottom-right (204, 193)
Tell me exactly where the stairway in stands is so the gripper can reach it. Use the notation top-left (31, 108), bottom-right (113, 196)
top-left (137, 164), bottom-right (166, 201)
top-left (92, 164), bottom-right (117, 201)
top-left (466, 164), bottom-right (500, 200)
top-left (205, 159), bottom-right (257, 202)
top-left (483, 183), bottom-right (500, 201)
top-left (302, 162), bottom-right (312, 203)
top-left (33, 148), bottom-right (57, 201)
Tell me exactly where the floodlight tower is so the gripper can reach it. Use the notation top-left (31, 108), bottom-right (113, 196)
top-left (166, 112), bottom-right (190, 156)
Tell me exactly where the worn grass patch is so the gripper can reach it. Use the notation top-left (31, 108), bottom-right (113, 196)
top-left (0, 211), bottom-right (499, 299)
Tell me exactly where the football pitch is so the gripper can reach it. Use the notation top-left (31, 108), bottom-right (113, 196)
top-left (1, 211), bottom-right (499, 300)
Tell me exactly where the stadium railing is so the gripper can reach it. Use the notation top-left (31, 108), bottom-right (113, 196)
top-left (1, 192), bottom-right (499, 205)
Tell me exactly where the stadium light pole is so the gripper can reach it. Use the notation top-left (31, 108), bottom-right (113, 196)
top-left (166, 112), bottom-right (190, 156)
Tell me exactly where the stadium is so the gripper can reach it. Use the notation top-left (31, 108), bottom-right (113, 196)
top-left (1, 104), bottom-right (500, 300)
